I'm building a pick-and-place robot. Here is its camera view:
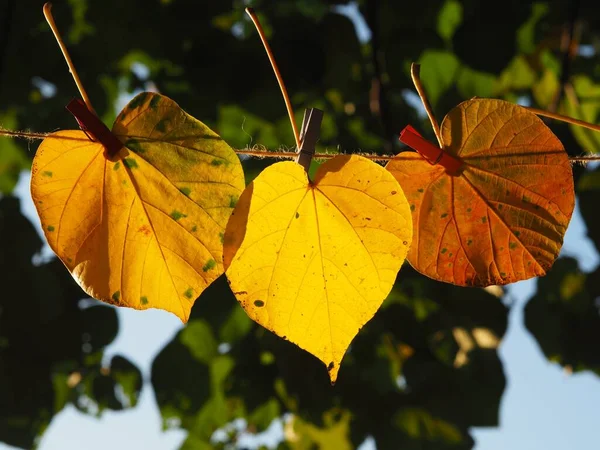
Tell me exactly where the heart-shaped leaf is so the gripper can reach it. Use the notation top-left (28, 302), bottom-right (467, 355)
top-left (31, 92), bottom-right (245, 321)
top-left (387, 98), bottom-right (574, 286)
top-left (223, 155), bottom-right (413, 382)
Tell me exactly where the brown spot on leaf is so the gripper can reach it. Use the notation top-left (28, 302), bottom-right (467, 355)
top-left (138, 225), bottom-right (152, 236)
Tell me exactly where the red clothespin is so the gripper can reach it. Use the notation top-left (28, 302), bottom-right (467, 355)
top-left (399, 125), bottom-right (463, 175)
top-left (296, 108), bottom-right (324, 173)
top-left (66, 98), bottom-right (123, 157)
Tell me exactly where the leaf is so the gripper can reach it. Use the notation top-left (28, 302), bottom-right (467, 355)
top-left (109, 355), bottom-right (143, 408)
top-left (516, 3), bottom-right (548, 54)
top-left (81, 355), bottom-right (143, 414)
top-left (223, 155), bottom-right (413, 382)
top-left (287, 409), bottom-right (352, 450)
top-left (455, 66), bottom-right (497, 99)
top-left (495, 55), bottom-right (536, 94)
top-left (532, 69), bottom-right (560, 108)
top-left (180, 320), bottom-right (218, 364)
top-left (418, 50), bottom-right (460, 109)
top-left (248, 398), bottom-right (280, 432)
top-left (0, 111), bottom-right (30, 194)
top-left (387, 98), bottom-right (574, 287)
top-left (525, 257), bottom-right (600, 375)
top-left (30, 92), bottom-right (245, 321)
top-left (394, 408), bottom-right (463, 445)
top-left (563, 75), bottom-right (600, 153)
top-left (436, 0), bottom-right (463, 43)
top-left (577, 167), bottom-right (600, 252)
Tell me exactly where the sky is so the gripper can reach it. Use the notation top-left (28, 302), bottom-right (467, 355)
top-left (3, 2), bottom-right (600, 449)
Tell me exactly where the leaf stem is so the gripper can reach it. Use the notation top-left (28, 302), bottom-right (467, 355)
top-left (245, 8), bottom-right (300, 149)
top-left (525, 106), bottom-right (600, 133)
top-left (410, 63), bottom-right (443, 147)
top-left (43, 3), bottom-right (95, 114)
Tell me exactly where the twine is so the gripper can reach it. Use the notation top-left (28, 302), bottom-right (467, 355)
top-left (1, 128), bottom-right (599, 163)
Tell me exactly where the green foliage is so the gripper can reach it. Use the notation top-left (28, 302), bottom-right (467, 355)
top-left (0, 112), bottom-right (29, 194)
top-left (525, 258), bottom-right (600, 375)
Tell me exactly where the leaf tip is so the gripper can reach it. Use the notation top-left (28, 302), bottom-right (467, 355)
top-left (327, 361), bottom-right (339, 385)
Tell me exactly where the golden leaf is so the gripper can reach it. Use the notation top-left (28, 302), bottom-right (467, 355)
top-left (31, 92), bottom-right (245, 321)
top-left (224, 155), bottom-right (412, 382)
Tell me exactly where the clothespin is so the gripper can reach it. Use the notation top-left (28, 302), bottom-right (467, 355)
top-left (399, 125), bottom-right (463, 175)
top-left (66, 98), bottom-right (123, 157)
top-left (296, 108), bottom-right (324, 172)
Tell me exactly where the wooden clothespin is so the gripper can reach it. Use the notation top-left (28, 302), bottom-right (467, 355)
top-left (296, 108), bottom-right (324, 172)
top-left (66, 98), bottom-right (123, 157)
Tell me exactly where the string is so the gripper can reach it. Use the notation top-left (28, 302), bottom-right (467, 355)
top-left (3, 128), bottom-right (599, 162)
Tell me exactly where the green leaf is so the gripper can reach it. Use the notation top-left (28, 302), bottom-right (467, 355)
top-left (217, 105), bottom-right (280, 150)
top-left (532, 69), bottom-right (560, 108)
top-left (525, 258), bottom-right (600, 375)
top-left (180, 320), bottom-right (218, 364)
top-left (495, 55), bottom-right (537, 94)
top-left (180, 434), bottom-right (215, 450)
top-left (456, 66), bottom-right (496, 99)
top-left (110, 355), bottom-right (143, 408)
top-left (418, 50), bottom-right (460, 109)
top-left (516, 2), bottom-right (549, 54)
top-left (563, 75), bottom-right (600, 153)
top-left (394, 408), bottom-right (463, 444)
top-left (219, 306), bottom-right (253, 344)
top-left (289, 409), bottom-right (352, 450)
top-left (248, 398), bottom-right (281, 432)
top-left (437, 0), bottom-right (463, 43)
top-left (576, 167), bottom-right (600, 253)
top-left (0, 111), bottom-right (30, 194)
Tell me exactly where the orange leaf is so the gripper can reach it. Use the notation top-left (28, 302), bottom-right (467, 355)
top-left (30, 93), bottom-right (245, 321)
top-left (387, 98), bottom-right (575, 287)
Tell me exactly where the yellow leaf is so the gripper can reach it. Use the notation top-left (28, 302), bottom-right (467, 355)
top-left (30, 92), bottom-right (245, 321)
top-left (224, 155), bottom-right (412, 382)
